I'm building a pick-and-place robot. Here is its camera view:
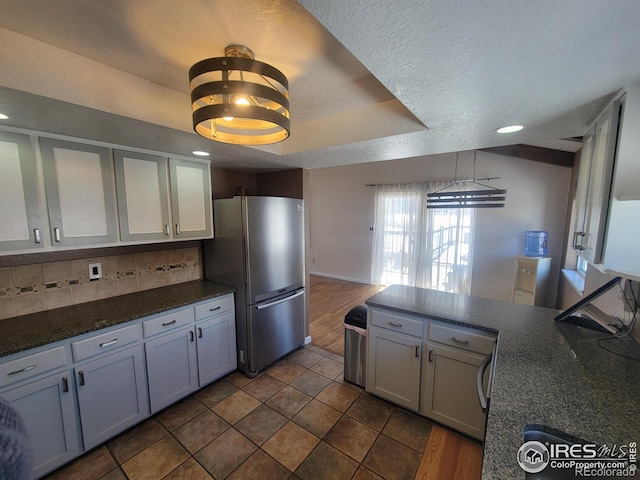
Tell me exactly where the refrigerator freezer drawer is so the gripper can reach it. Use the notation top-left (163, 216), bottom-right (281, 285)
top-left (246, 289), bottom-right (305, 375)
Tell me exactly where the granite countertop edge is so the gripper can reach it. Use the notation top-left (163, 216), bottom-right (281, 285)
top-left (365, 284), bottom-right (640, 480)
top-left (0, 280), bottom-right (235, 358)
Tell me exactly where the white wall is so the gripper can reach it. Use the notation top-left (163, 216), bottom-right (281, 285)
top-left (308, 150), bottom-right (572, 305)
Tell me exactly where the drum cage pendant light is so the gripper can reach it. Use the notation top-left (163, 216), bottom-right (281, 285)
top-left (189, 45), bottom-right (290, 145)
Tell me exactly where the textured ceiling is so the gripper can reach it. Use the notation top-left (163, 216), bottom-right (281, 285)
top-left (0, 0), bottom-right (639, 170)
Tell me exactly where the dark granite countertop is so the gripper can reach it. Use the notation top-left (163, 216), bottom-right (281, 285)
top-left (0, 281), bottom-right (235, 358)
top-left (366, 285), bottom-right (640, 480)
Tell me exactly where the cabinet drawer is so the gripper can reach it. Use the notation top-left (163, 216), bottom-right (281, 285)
top-left (72, 325), bottom-right (139, 362)
top-left (195, 295), bottom-right (233, 322)
top-left (143, 308), bottom-right (193, 338)
top-left (370, 309), bottom-right (424, 338)
top-left (0, 346), bottom-right (67, 388)
top-left (428, 322), bottom-right (495, 355)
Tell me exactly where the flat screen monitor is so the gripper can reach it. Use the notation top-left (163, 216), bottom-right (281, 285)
top-left (554, 276), bottom-right (622, 333)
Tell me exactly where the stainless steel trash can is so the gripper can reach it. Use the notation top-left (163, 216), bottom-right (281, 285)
top-left (344, 305), bottom-right (367, 387)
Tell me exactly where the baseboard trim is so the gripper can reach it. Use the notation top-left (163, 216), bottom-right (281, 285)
top-left (310, 271), bottom-right (371, 285)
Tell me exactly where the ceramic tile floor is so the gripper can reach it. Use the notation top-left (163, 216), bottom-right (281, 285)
top-left (43, 344), bottom-right (435, 480)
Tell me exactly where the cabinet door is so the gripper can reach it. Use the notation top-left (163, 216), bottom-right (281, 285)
top-left (3, 371), bottom-right (80, 478)
top-left (39, 138), bottom-right (118, 246)
top-left (366, 326), bottom-right (421, 411)
top-left (75, 345), bottom-right (148, 450)
top-left (169, 158), bottom-right (212, 239)
top-left (582, 100), bottom-right (622, 264)
top-left (114, 150), bottom-right (171, 241)
top-left (573, 125), bottom-right (595, 250)
top-left (196, 313), bottom-right (237, 386)
top-left (145, 327), bottom-right (198, 413)
top-left (421, 343), bottom-right (488, 440)
top-left (0, 130), bottom-right (44, 251)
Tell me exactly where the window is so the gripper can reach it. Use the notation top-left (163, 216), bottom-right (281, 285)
top-left (371, 183), bottom-right (475, 294)
top-left (576, 255), bottom-right (588, 276)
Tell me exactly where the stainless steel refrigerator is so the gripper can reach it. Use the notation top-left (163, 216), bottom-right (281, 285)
top-left (203, 196), bottom-right (305, 377)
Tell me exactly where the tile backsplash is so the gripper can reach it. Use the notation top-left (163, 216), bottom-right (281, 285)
top-left (0, 246), bottom-right (202, 320)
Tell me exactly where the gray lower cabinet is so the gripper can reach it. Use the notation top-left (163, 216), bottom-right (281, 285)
top-left (366, 306), bottom-right (496, 440)
top-left (145, 305), bottom-right (237, 413)
top-left (145, 327), bottom-right (199, 413)
top-left (1, 294), bottom-right (235, 478)
top-left (421, 343), bottom-right (490, 440)
top-left (75, 345), bottom-right (149, 450)
top-left (2, 371), bottom-right (80, 478)
top-left (366, 325), bottom-right (421, 411)
top-left (196, 312), bottom-right (237, 385)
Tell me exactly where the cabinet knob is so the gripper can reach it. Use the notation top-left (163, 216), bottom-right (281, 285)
top-left (34, 228), bottom-right (41, 244)
top-left (62, 376), bottom-right (69, 393)
top-left (175, 224), bottom-right (181, 235)
top-left (415, 345), bottom-right (420, 358)
top-left (53, 227), bottom-right (61, 242)
top-left (78, 371), bottom-right (85, 386)
top-left (428, 349), bottom-right (434, 362)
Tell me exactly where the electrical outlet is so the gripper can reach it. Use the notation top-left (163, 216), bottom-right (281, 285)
top-left (88, 262), bottom-right (102, 280)
top-left (622, 280), bottom-right (639, 313)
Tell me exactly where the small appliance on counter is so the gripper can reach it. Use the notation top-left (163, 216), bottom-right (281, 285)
top-left (204, 196), bottom-right (305, 377)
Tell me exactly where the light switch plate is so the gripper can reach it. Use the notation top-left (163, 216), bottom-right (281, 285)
top-left (89, 263), bottom-right (102, 280)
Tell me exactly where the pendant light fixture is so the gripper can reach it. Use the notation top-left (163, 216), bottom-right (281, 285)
top-left (427, 152), bottom-right (507, 209)
top-left (189, 45), bottom-right (290, 145)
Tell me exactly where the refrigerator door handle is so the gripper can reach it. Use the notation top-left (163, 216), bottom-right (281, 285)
top-left (256, 290), bottom-right (305, 311)
top-left (242, 233), bottom-right (249, 285)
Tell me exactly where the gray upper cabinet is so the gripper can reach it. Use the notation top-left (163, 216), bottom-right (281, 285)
top-left (0, 130), bottom-right (44, 251)
top-left (574, 100), bottom-right (622, 263)
top-left (40, 138), bottom-right (118, 246)
top-left (169, 158), bottom-right (212, 239)
top-left (114, 150), bottom-right (171, 242)
top-left (572, 125), bottom-right (594, 252)
top-left (584, 100), bottom-right (621, 264)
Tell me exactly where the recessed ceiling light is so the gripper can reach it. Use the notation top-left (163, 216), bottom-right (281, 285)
top-left (0, 113), bottom-right (9, 120)
top-left (192, 150), bottom-right (210, 157)
top-left (496, 125), bottom-right (524, 134)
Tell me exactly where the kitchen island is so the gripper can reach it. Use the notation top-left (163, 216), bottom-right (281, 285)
top-left (365, 285), bottom-right (640, 479)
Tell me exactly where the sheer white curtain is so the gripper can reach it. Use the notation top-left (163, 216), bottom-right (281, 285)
top-left (371, 182), bottom-right (475, 294)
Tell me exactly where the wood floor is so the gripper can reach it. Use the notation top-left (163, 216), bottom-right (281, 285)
top-left (308, 275), bottom-right (382, 355)
top-left (308, 274), bottom-right (483, 480)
